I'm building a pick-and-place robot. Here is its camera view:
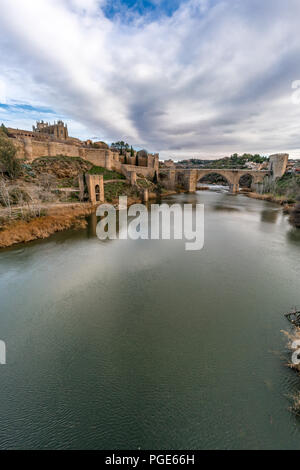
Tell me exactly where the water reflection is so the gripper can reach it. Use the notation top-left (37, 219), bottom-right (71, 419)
top-left (260, 209), bottom-right (279, 224)
top-left (212, 205), bottom-right (241, 213)
top-left (286, 227), bottom-right (300, 245)
top-left (0, 190), bottom-right (299, 450)
top-left (87, 212), bottom-right (98, 238)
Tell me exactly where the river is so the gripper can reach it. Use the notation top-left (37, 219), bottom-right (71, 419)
top-left (0, 190), bottom-right (299, 450)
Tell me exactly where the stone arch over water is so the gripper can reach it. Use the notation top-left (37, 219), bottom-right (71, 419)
top-left (239, 173), bottom-right (253, 188)
top-left (197, 171), bottom-right (230, 188)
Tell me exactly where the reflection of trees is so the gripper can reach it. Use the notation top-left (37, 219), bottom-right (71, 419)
top-left (286, 227), bottom-right (300, 245)
top-left (87, 212), bottom-right (118, 244)
top-left (260, 210), bottom-right (279, 224)
top-left (212, 205), bottom-right (240, 213)
top-left (290, 199), bottom-right (300, 228)
top-left (87, 212), bottom-right (97, 238)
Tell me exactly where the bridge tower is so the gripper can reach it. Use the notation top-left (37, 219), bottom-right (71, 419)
top-left (269, 154), bottom-right (289, 180)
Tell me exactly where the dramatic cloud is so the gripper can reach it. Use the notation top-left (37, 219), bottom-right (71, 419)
top-left (1, 0), bottom-right (300, 159)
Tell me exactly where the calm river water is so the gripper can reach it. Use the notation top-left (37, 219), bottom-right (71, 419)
top-left (0, 190), bottom-right (300, 450)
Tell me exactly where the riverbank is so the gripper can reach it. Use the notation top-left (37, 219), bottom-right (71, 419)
top-left (246, 192), bottom-right (295, 212)
top-left (1, 188), bottom-right (295, 249)
top-left (0, 190), bottom-right (178, 249)
top-left (0, 203), bottom-right (95, 249)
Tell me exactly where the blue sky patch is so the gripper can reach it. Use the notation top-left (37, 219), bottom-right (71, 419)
top-left (104, 0), bottom-right (186, 21)
top-left (0, 102), bottom-right (59, 131)
top-left (0, 103), bottom-right (55, 114)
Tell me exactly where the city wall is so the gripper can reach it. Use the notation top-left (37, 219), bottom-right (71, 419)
top-left (11, 136), bottom-right (158, 180)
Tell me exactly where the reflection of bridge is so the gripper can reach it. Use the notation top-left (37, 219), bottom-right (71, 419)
top-left (159, 154), bottom-right (289, 194)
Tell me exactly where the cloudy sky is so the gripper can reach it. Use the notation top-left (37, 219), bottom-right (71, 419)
top-left (1, 0), bottom-right (300, 160)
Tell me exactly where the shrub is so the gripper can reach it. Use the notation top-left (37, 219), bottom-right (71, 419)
top-left (88, 165), bottom-right (125, 180)
top-left (275, 174), bottom-right (300, 200)
top-left (8, 188), bottom-right (31, 205)
top-left (0, 124), bottom-right (9, 136)
top-left (290, 197), bottom-right (300, 228)
top-left (0, 134), bottom-right (22, 178)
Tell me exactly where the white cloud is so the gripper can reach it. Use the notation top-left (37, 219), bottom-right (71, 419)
top-left (1, 0), bottom-right (300, 158)
top-left (0, 79), bottom-right (6, 103)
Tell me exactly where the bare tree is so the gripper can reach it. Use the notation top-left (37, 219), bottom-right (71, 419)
top-left (0, 177), bottom-right (12, 218)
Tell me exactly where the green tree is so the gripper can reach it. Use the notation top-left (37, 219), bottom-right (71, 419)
top-left (111, 141), bottom-right (130, 155)
top-left (0, 123), bottom-right (9, 136)
top-left (0, 133), bottom-right (22, 178)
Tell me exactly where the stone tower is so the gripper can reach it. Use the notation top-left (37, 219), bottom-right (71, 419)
top-left (268, 154), bottom-right (289, 180)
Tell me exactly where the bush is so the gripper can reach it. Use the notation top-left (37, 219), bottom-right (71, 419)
top-left (0, 134), bottom-right (22, 178)
top-left (275, 174), bottom-right (300, 201)
top-left (0, 124), bottom-right (9, 136)
top-left (0, 180), bottom-right (31, 207)
top-left (104, 182), bottom-right (138, 202)
top-left (8, 188), bottom-right (31, 205)
top-left (88, 165), bottom-right (125, 180)
top-left (290, 197), bottom-right (300, 228)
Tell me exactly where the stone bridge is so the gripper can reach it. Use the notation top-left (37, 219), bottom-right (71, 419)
top-left (159, 154), bottom-right (289, 194)
top-left (83, 153), bottom-right (288, 202)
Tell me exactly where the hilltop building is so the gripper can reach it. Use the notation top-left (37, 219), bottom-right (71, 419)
top-left (33, 120), bottom-right (69, 140)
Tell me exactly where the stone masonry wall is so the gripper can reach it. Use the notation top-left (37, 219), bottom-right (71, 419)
top-left (79, 148), bottom-right (107, 167)
top-left (269, 154), bottom-right (289, 179)
top-left (11, 136), bottom-right (158, 181)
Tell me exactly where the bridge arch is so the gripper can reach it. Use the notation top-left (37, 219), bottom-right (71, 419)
top-left (197, 171), bottom-right (230, 188)
top-left (158, 167), bottom-right (271, 194)
top-left (239, 173), bottom-right (253, 189)
top-left (196, 169), bottom-right (240, 193)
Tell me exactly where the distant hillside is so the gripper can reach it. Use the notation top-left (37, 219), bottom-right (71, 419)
top-left (177, 153), bottom-right (268, 169)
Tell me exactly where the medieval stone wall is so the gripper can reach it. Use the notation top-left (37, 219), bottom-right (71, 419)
top-left (79, 148), bottom-right (107, 167)
top-left (48, 142), bottom-right (80, 158)
top-left (9, 133), bottom-right (159, 183)
top-left (122, 164), bottom-right (156, 179)
top-left (31, 141), bottom-right (50, 159)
